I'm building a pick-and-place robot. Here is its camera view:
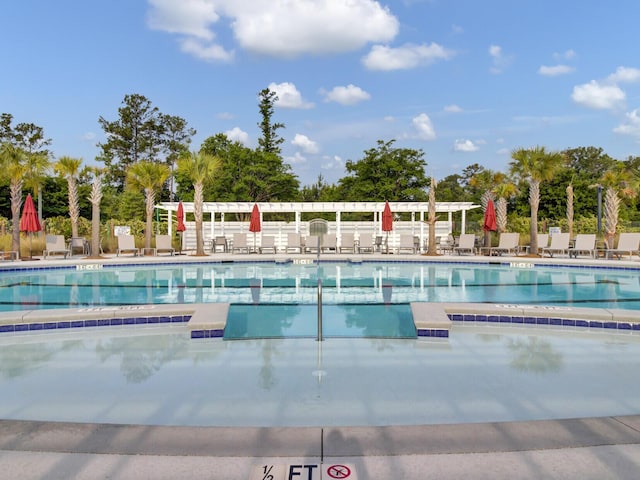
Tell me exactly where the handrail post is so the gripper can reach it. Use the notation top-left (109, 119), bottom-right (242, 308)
top-left (317, 278), bottom-right (323, 341)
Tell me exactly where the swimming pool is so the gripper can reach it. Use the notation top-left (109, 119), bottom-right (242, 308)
top-left (1, 322), bottom-right (639, 427)
top-left (2, 260), bottom-right (640, 311)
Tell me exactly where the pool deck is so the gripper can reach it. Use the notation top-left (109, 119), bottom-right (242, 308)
top-left (2, 251), bottom-right (640, 479)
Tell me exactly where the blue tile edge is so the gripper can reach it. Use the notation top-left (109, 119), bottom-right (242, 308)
top-left (190, 329), bottom-right (224, 339)
top-left (447, 314), bottom-right (639, 331)
top-left (417, 328), bottom-right (449, 338)
top-left (0, 315), bottom-right (192, 335)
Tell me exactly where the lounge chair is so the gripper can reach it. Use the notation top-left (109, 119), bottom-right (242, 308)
top-left (286, 233), bottom-right (303, 253)
top-left (541, 233), bottom-right (570, 257)
top-left (211, 236), bottom-right (228, 253)
top-left (320, 233), bottom-right (337, 253)
top-left (568, 234), bottom-right (596, 258)
top-left (116, 234), bottom-right (139, 257)
top-left (397, 234), bottom-right (417, 254)
top-left (357, 232), bottom-right (374, 253)
top-left (232, 233), bottom-right (249, 253)
top-left (339, 233), bottom-right (356, 253)
top-left (155, 234), bottom-right (175, 256)
top-left (0, 250), bottom-right (19, 261)
top-left (453, 234), bottom-right (476, 255)
top-left (534, 233), bottom-right (549, 254)
top-left (483, 232), bottom-right (520, 256)
top-left (606, 232), bottom-right (640, 259)
top-left (259, 235), bottom-right (277, 254)
top-left (43, 235), bottom-right (70, 259)
top-left (69, 237), bottom-right (89, 256)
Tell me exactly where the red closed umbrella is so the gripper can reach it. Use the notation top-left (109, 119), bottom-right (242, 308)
top-left (483, 198), bottom-right (497, 251)
top-left (249, 203), bottom-right (261, 253)
top-left (176, 201), bottom-right (186, 255)
top-left (20, 193), bottom-right (42, 260)
top-left (382, 201), bottom-right (393, 254)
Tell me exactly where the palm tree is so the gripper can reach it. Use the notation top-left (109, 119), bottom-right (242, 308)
top-left (24, 152), bottom-right (51, 226)
top-left (494, 180), bottom-right (518, 233)
top-left (566, 182), bottom-right (574, 238)
top-left (509, 146), bottom-right (565, 255)
top-left (0, 143), bottom-right (27, 255)
top-left (126, 161), bottom-right (170, 251)
top-left (177, 151), bottom-right (222, 255)
top-left (426, 176), bottom-right (438, 255)
top-left (87, 168), bottom-right (104, 258)
top-left (598, 164), bottom-right (638, 247)
top-left (54, 156), bottom-right (83, 238)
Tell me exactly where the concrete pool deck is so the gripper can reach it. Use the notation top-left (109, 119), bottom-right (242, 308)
top-left (1, 251), bottom-right (640, 479)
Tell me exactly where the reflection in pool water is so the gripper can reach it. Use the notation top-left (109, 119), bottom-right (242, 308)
top-left (0, 323), bottom-right (639, 427)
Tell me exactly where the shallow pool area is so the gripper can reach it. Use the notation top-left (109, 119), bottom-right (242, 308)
top-left (1, 321), bottom-right (639, 427)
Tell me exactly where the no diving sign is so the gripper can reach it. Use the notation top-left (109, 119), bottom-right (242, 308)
top-left (252, 463), bottom-right (356, 479)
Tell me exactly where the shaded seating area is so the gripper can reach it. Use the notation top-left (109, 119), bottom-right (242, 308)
top-left (606, 232), bottom-right (640, 259)
top-left (453, 234), bottom-right (476, 255)
top-left (43, 234), bottom-right (70, 259)
top-left (541, 233), bottom-right (570, 257)
top-left (482, 232), bottom-right (520, 256)
top-left (568, 234), bottom-right (596, 258)
top-left (116, 234), bottom-right (139, 257)
top-left (155, 234), bottom-right (175, 256)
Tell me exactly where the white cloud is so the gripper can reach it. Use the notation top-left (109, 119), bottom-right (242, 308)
top-left (496, 147), bottom-right (510, 155)
top-left (147, 0), bottom-right (398, 60)
top-left (179, 37), bottom-right (234, 62)
top-left (607, 66), bottom-right (640, 84)
top-left (292, 133), bottom-right (319, 154)
top-left (224, 127), bottom-right (250, 145)
top-left (362, 42), bottom-right (455, 71)
top-left (285, 151), bottom-right (307, 165)
top-left (613, 109), bottom-right (640, 139)
top-left (488, 44), bottom-right (512, 74)
top-left (217, 112), bottom-right (235, 120)
top-left (323, 84), bottom-right (371, 105)
top-left (571, 80), bottom-right (625, 110)
top-left (412, 113), bottom-right (436, 140)
top-left (453, 139), bottom-right (479, 152)
top-left (267, 82), bottom-right (314, 109)
top-left (443, 104), bottom-right (462, 113)
top-left (321, 155), bottom-right (344, 170)
top-left (553, 49), bottom-right (576, 61)
top-left (538, 64), bottom-right (575, 76)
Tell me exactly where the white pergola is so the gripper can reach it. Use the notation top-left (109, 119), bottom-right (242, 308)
top-left (157, 201), bottom-right (480, 240)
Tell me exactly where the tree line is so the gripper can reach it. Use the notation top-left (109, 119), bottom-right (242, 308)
top-left (1, 89), bottom-right (640, 256)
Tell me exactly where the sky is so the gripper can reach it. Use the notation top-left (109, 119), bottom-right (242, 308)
top-left (2, 0), bottom-right (640, 187)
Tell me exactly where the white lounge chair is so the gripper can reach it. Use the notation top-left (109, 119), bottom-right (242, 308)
top-left (357, 232), bottom-right (374, 253)
top-left (397, 234), bottom-right (417, 254)
top-left (232, 233), bottom-right (249, 253)
top-left (339, 233), bottom-right (356, 253)
top-left (212, 236), bottom-right (228, 253)
top-left (453, 234), bottom-right (476, 255)
top-left (541, 233), bottom-right (570, 257)
top-left (484, 232), bottom-right (520, 256)
top-left (606, 232), bottom-right (640, 259)
top-left (44, 235), bottom-right (70, 259)
top-left (568, 234), bottom-right (596, 258)
top-left (155, 234), bottom-right (175, 256)
top-left (286, 233), bottom-right (303, 253)
top-left (534, 233), bottom-right (549, 254)
top-left (116, 234), bottom-right (139, 257)
top-left (320, 233), bottom-right (337, 253)
top-left (259, 235), bottom-right (277, 254)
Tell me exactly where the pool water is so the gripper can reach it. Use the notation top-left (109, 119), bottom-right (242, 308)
top-left (1, 323), bottom-right (639, 427)
top-left (2, 261), bottom-right (640, 311)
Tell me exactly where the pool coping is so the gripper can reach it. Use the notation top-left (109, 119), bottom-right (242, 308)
top-left (1, 415), bottom-right (639, 458)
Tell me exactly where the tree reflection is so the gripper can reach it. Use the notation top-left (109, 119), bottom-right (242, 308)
top-left (507, 336), bottom-right (563, 373)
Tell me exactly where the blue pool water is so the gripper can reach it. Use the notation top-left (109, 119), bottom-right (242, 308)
top-left (1, 261), bottom-right (640, 311)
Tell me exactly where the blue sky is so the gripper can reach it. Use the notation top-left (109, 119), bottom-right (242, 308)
top-left (2, 0), bottom-right (640, 186)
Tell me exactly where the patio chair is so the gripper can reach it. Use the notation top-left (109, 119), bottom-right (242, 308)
top-left (69, 237), bottom-right (89, 256)
top-left (606, 232), bottom-right (640, 259)
top-left (357, 232), bottom-right (374, 253)
top-left (534, 233), bottom-right (549, 254)
top-left (259, 235), bottom-right (277, 254)
top-left (483, 232), bottom-right (520, 256)
top-left (43, 235), bottom-right (70, 259)
top-left (232, 233), bottom-right (249, 253)
top-left (568, 234), bottom-right (596, 258)
top-left (212, 236), bottom-right (228, 253)
top-left (338, 232), bottom-right (356, 253)
top-left (397, 234), bottom-right (417, 254)
top-left (453, 234), bottom-right (476, 255)
top-left (320, 233), bottom-right (337, 253)
top-left (0, 250), bottom-right (19, 261)
top-left (116, 234), bottom-right (139, 257)
top-left (286, 233), bottom-right (303, 253)
top-left (541, 233), bottom-right (570, 257)
top-left (155, 234), bottom-right (175, 256)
